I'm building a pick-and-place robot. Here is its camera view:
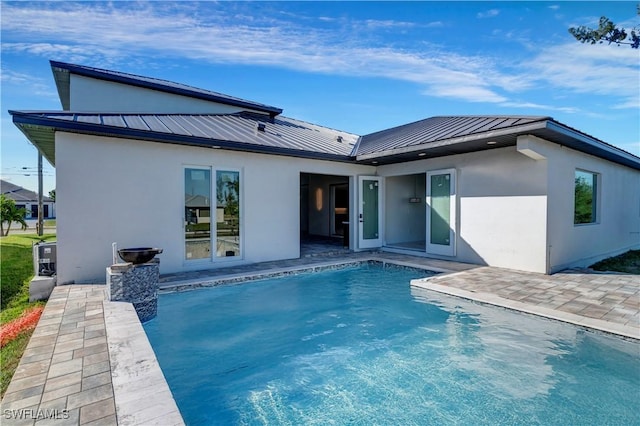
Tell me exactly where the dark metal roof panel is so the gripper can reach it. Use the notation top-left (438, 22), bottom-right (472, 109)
top-left (121, 115), bottom-right (150, 131)
top-left (357, 115), bottom-right (551, 156)
top-left (75, 114), bottom-right (101, 125)
top-left (156, 116), bottom-right (192, 136)
top-left (9, 111), bottom-right (359, 165)
top-left (9, 111), bottom-right (639, 171)
top-left (102, 115), bottom-right (126, 127)
top-left (50, 61), bottom-right (283, 116)
top-left (141, 115), bottom-right (171, 133)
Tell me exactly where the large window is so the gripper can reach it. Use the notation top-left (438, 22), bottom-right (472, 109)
top-left (185, 167), bottom-right (241, 260)
top-left (574, 169), bottom-right (598, 225)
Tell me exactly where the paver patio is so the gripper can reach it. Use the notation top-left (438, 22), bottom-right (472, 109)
top-left (2, 251), bottom-right (638, 425)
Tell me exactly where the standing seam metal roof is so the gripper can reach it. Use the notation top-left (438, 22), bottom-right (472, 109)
top-left (10, 111), bottom-right (359, 164)
top-left (357, 116), bottom-right (550, 156)
top-left (10, 111), bottom-right (640, 171)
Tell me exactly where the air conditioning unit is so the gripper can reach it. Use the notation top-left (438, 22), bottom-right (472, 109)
top-left (33, 242), bottom-right (57, 277)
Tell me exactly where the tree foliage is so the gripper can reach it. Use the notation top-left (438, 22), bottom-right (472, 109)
top-left (48, 189), bottom-right (56, 201)
top-left (0, 195), bottom-right (28, 236)
top-left (569, 13), bottom-right (639, 49)
top-left (574, 177), bottom-right (595, 224)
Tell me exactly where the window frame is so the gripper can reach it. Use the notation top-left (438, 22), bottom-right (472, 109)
top-left (214, 169), bottom-right (242, 259)
top-left (183, 165), bottom-right (243, 263)
top-left (573, 168), bottom-right (600, 226)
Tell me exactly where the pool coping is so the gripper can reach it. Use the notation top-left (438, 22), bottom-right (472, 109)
top-left (158, 257), bottom-right (451, 293)
top-left (103, 301), bottom-right (184, 425)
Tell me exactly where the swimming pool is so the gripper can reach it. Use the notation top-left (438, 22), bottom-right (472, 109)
top-left (144, 264), bottom-right (640, 425)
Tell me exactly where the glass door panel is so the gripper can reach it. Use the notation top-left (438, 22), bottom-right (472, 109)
top-left (426, 169), bottom-right (456, 256)
top-left (358, 176), bottom-right (382, 249)
top-left (430, 174), bottom-right (451, 245)
top-left (362, 179), bottom-right (379, 240)
top-left (216, 170), bottom-right (240, 257)
top-left (185, 168), bottom-right (211, 260)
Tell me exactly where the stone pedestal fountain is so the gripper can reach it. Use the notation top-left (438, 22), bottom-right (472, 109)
top-left (106, 247), bottom-right (162, 323)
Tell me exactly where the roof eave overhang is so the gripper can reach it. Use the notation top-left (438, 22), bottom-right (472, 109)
top-left (50, 61), bottom-right (283, 117)
top-left (10, 112), bottom-right (353, 167)
top-left (51, 65), bottom-right (71, 110)
top-left (356, 120), bottom-right (640, 170)
top-left (543, 120), bottom-right (640, 171)
top-left (356, 121), bottom-right (550, 164)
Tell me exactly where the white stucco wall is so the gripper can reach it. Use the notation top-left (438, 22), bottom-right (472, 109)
top-left (385, 174), bottom-right (426, 245)
top-left (69, 74), bottom-right (268, 115)
top-left (55, 132), bottom-right (373, 284)
top-left (519, 135), bottom-right (640, 272)
top-left (377, 146), bottom-right (549, 273)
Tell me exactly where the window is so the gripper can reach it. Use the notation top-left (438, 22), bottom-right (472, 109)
top-left (184, 167), bottom-right (241, 261)
top-left (574, 170), bottom-right (598, 225)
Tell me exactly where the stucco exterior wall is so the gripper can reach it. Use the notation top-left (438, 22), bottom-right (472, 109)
top-left (69, 74), bottom-right (266, 115)
top-left (385, 174), bottom-right (426, 245)
top-left (377, 146), bottom-right (549, 273)
top-left (519, 135), bottom-right (640, 272)
top-left (55, 132), bottom-right (373, 284)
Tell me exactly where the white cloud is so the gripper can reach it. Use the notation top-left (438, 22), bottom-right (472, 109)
top-left (0, 68), bottom-right (58, 100)
top-left (500, 101), bottom-right (580, 114)
top-left (430, 86), bottom-right (507, 103)
top-left (0, 2), bottom-right (637, 111)
top-left (477, 9), bottom-right (500, 19)
top-left (364, 19), bottom-right (416, 30)
top-left (528, 43), bottom-right (640, 110)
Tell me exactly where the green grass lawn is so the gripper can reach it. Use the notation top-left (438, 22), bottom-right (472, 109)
top-left (1, 234), bottom-right (55, 322)
top-left (590, 250), bottom-right (640, 274)
top-left (1, 233), bottom-right (55, 397)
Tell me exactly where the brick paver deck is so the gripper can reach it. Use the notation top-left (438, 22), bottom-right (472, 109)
top-left (2, 252), bottom-right (638, 425)
top-left (1, 286), bottom-right (182, 426)
top-left (2, 286), bottom-right (116, 425)
top-left (413, 266), bottom-right (639, 339)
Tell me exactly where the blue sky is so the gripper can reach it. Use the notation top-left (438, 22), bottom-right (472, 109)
top-left (2, 1), bottom-right (638, 194)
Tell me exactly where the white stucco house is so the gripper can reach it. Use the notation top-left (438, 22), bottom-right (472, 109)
top-left (10, 61), bottom-right (640, 284)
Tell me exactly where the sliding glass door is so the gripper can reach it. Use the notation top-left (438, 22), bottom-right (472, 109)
top-left (185, 167), bottom-right (241, 261)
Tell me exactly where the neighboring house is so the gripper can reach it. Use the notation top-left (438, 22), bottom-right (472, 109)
top-left (0, 179), bottom-right (55, 219)
top-left (9, 61), bottom-right (640, 284)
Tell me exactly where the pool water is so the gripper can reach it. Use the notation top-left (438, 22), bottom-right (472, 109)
top-left (144, 265), bottom-right (640, 425)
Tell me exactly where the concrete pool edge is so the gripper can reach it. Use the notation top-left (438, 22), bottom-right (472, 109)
top-left (412, 277), bottom-right (640, 341)
top-left (158, 257), bottom-right (446, 293)
top-left (103, 300), bottom-right (185, 425)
